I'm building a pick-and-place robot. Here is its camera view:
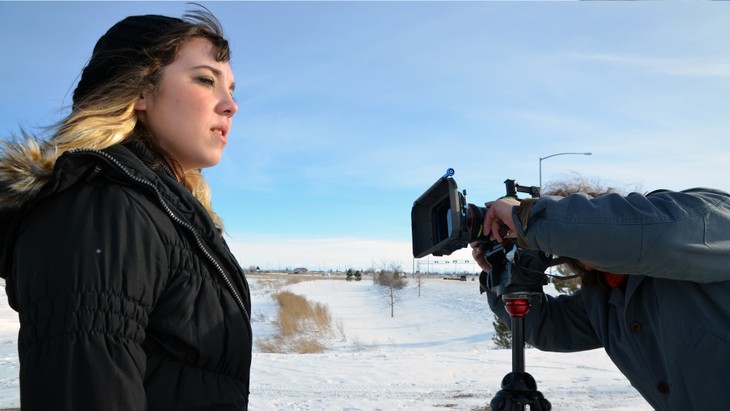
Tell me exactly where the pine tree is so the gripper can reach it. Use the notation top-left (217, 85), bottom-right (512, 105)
top-left (492, 317), bottom-right (511, 349)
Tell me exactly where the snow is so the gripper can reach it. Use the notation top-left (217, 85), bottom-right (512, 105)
top-left (0, 276), bottom-right (652, 410)
top-left (248, 275), bottom-right (651, 410)
top-left (0, 282), bottom-right (19, 410)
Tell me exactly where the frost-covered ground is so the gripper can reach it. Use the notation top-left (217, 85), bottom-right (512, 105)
top-left (0, 276), bottom-right (651, 410)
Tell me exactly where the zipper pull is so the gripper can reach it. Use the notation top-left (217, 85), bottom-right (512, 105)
top-left (85, 165), bottom-right (102, 182)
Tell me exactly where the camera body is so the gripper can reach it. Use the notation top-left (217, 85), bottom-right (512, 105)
top-left (411, 169), bottom-right (547, 297)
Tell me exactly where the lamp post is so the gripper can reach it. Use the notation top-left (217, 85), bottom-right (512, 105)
top-left (539, 152), bottom-right (592, 191)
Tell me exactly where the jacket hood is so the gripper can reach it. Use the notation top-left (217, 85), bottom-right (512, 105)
top-left (1, 138), bottom-right (220, 259)
top-left (1, 138), bottom-right (149, 281)
top-left (1, 137), bottom-right (58, 285)
top-left (1, 138), bottom-right (236, 302)
top-left (0, 137), bottom-right (57, 212)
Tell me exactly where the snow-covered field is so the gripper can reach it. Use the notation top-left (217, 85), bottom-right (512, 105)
top-left (249, 275), bottom-right (650, 410)
top-left (0, 282), bottom-right (18, 410)
top-left (0, 276), bottom-right (652, 410)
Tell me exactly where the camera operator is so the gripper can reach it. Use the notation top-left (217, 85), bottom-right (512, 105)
top-left (471, 187), bottom-right (730, 410)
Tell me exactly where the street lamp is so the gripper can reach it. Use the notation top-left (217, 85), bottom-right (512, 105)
top-left (539, 152), bottom-right (592, 191)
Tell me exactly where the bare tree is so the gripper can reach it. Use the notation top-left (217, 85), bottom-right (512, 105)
top-left (372, 262), bottom-right (408, 318)
top-left (415, 272), bottom-right (424, 298)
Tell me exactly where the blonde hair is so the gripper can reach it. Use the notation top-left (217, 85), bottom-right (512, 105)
top-left (54, 98), bottom-right (223, 228)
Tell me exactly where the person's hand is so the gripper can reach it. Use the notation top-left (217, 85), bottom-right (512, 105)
top-left (483, 198), bottom-right (520, 243)
top-left (469, 241), bottom-right (491, 272)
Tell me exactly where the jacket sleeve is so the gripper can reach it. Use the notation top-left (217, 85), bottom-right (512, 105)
top-left (12, 180), bottom-right (170, 410)
top-left (515, 188), bottom-right (730, 283)
top-left (487, 288), bottom-right (603, 352)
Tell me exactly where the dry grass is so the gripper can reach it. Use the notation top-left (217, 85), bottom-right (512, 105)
top-left (275, 291), bottom-right (332, 336)
top-left (256, 335), bottom-right (327, 354)
top-left (256, 291), bottom-right (334, 354)
top-left (253, 276), bottom-right (302, 292)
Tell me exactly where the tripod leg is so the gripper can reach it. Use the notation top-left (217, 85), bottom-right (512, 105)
top-left (489, 296), bottom-right (551, 410)
top-left (490, 373), bottom-right (552, 410)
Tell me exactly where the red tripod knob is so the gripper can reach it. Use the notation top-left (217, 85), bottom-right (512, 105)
top-left (504, 298), bottom-right (531, 318)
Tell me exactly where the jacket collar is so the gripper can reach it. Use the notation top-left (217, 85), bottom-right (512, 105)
top-left (98, 142), bottom-right (219, 242)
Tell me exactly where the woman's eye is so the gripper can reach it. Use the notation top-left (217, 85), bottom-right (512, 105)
top-left (197, 76), bottom-right (215, 86)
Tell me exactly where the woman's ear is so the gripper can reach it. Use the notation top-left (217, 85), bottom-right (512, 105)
top-left (134, 93), bottom-right (147, 111)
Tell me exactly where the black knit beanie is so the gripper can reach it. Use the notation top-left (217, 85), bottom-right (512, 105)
top-left (72, 14), bottom-right (185, 106)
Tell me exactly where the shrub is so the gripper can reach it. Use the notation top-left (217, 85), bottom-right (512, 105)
top-left (275, 291), bottom-right (332, 336)
top-left (373, 269), bottom-right (407, 289)
top-left (256, 291), bottom-right (334, 354)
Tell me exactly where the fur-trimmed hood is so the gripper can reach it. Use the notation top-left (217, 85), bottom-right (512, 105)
top-left (0, 140), bottom-right (221, 281)
top-left (0, 137), bottom-right (60, 283)
top-left (0, 137), bottom-right (58, 212)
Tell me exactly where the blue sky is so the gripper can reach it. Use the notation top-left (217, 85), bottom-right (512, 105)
top-left (2, 1), bottom-right (729, 272)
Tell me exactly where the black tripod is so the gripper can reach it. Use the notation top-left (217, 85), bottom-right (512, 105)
top-left (490, 293), bottom-right (551, 411)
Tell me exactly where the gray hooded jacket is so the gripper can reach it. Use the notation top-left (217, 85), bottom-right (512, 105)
top-left (486, 189), bottom-right (730, 410)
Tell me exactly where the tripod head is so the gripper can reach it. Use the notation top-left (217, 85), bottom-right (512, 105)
top-left (482, 239), bottom-right (551, 299)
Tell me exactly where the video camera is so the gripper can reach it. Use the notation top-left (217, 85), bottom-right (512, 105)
top-left (412, 169), bottom-right (554, 409)
top-left (410, 168), bottom-right (549, 296)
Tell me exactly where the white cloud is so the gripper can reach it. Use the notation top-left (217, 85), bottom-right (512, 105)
top-left (571, 53), bottom-right (730, 77)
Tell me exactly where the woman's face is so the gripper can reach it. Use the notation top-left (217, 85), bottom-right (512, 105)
top-left (135, 37), bottom-right (237, 172)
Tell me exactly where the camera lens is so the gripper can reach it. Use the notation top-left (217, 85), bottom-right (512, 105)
top-left (466, 203), bottom-right (488, 242)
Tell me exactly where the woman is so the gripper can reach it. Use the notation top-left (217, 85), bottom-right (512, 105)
top-left (472, 188), bottom-right (730, 410)
top-left (0, 8), bottom-right (251, 410)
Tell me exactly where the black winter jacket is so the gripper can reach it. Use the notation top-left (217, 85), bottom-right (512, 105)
top-left (0, 142), bottom-right (252, 410)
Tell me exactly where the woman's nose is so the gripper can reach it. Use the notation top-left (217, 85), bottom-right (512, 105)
top-left (218, 92), bottom-right (238, 118)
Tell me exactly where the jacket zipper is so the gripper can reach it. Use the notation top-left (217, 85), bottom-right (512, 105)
top-left (71, 149), bottom-right (252, 332)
